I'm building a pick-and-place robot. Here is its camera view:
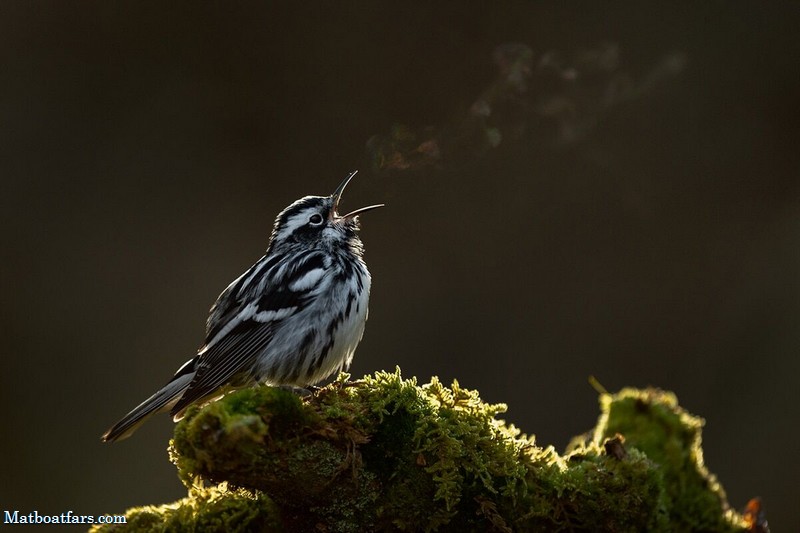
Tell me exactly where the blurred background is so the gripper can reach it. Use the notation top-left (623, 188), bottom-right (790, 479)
top-left (2, 1), bottom-right (798, 529)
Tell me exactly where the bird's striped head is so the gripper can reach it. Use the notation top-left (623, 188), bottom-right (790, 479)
top-left (267, 171), bottom-right (383, 254)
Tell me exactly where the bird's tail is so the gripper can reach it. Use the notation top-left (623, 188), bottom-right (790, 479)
top-left (101, 371), bottom-right (193, 442)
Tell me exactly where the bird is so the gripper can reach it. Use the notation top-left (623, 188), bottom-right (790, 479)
top-left (102, 171), bottom-right (383, 442)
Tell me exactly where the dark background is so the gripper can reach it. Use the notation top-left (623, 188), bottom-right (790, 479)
top-left (2, 2), bottom-right (798, 530)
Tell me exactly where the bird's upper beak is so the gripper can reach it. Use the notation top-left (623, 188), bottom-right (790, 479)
top-left (330, 170), bottom-right (385, 220)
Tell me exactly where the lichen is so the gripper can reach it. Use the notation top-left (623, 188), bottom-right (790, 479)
top-left (92, 369), bottom-right (751, 532)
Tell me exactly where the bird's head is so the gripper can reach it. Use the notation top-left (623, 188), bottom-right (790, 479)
top-left (267, 171), bottom-right (383, 254)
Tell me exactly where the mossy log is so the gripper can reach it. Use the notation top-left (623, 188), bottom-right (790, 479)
top-left (92, 370), bottom-right (752, 532)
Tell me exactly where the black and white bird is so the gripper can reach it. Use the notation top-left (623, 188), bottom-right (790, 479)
top-left (102, 171), bottom-right (383, 442)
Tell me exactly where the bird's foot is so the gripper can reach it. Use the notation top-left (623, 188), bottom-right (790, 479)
top-left (278, 385), bottom-right (315, 397)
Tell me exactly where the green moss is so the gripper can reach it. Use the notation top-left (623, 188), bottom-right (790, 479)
top-left (89, 484), bottom-right (281, 533)
top-left (95, 370), bottom-right (750, 532)
top-left (591, 388), bottom-right (744, 532)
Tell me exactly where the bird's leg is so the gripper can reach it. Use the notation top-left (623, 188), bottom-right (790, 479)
top-left (278, 384), bottom-right (314, 396)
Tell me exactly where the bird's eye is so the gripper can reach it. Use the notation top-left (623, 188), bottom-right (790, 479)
top-left (309, 213), bottom-right (324, 225)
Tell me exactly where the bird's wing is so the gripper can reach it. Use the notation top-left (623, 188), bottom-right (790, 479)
top-left (170, 251), bottom-right (328, 417)
top-left (203, 253), bottom-right (275, 343)
top-left (204, 250), bottom-right (327, 342)
top-left (169, 317), bottom-right (275, 417)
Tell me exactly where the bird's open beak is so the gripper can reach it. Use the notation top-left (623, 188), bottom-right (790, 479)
top-left (331, 170), bottom-right (385, 220)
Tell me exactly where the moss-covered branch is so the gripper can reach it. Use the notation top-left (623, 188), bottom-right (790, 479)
top-left (92, 370), bottom-right (753, 532)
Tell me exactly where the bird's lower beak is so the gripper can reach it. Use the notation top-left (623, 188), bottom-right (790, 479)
top-left (340, 203), bottom-right (385, 219)
top-left (330, 170), bottom-right (385, 220)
